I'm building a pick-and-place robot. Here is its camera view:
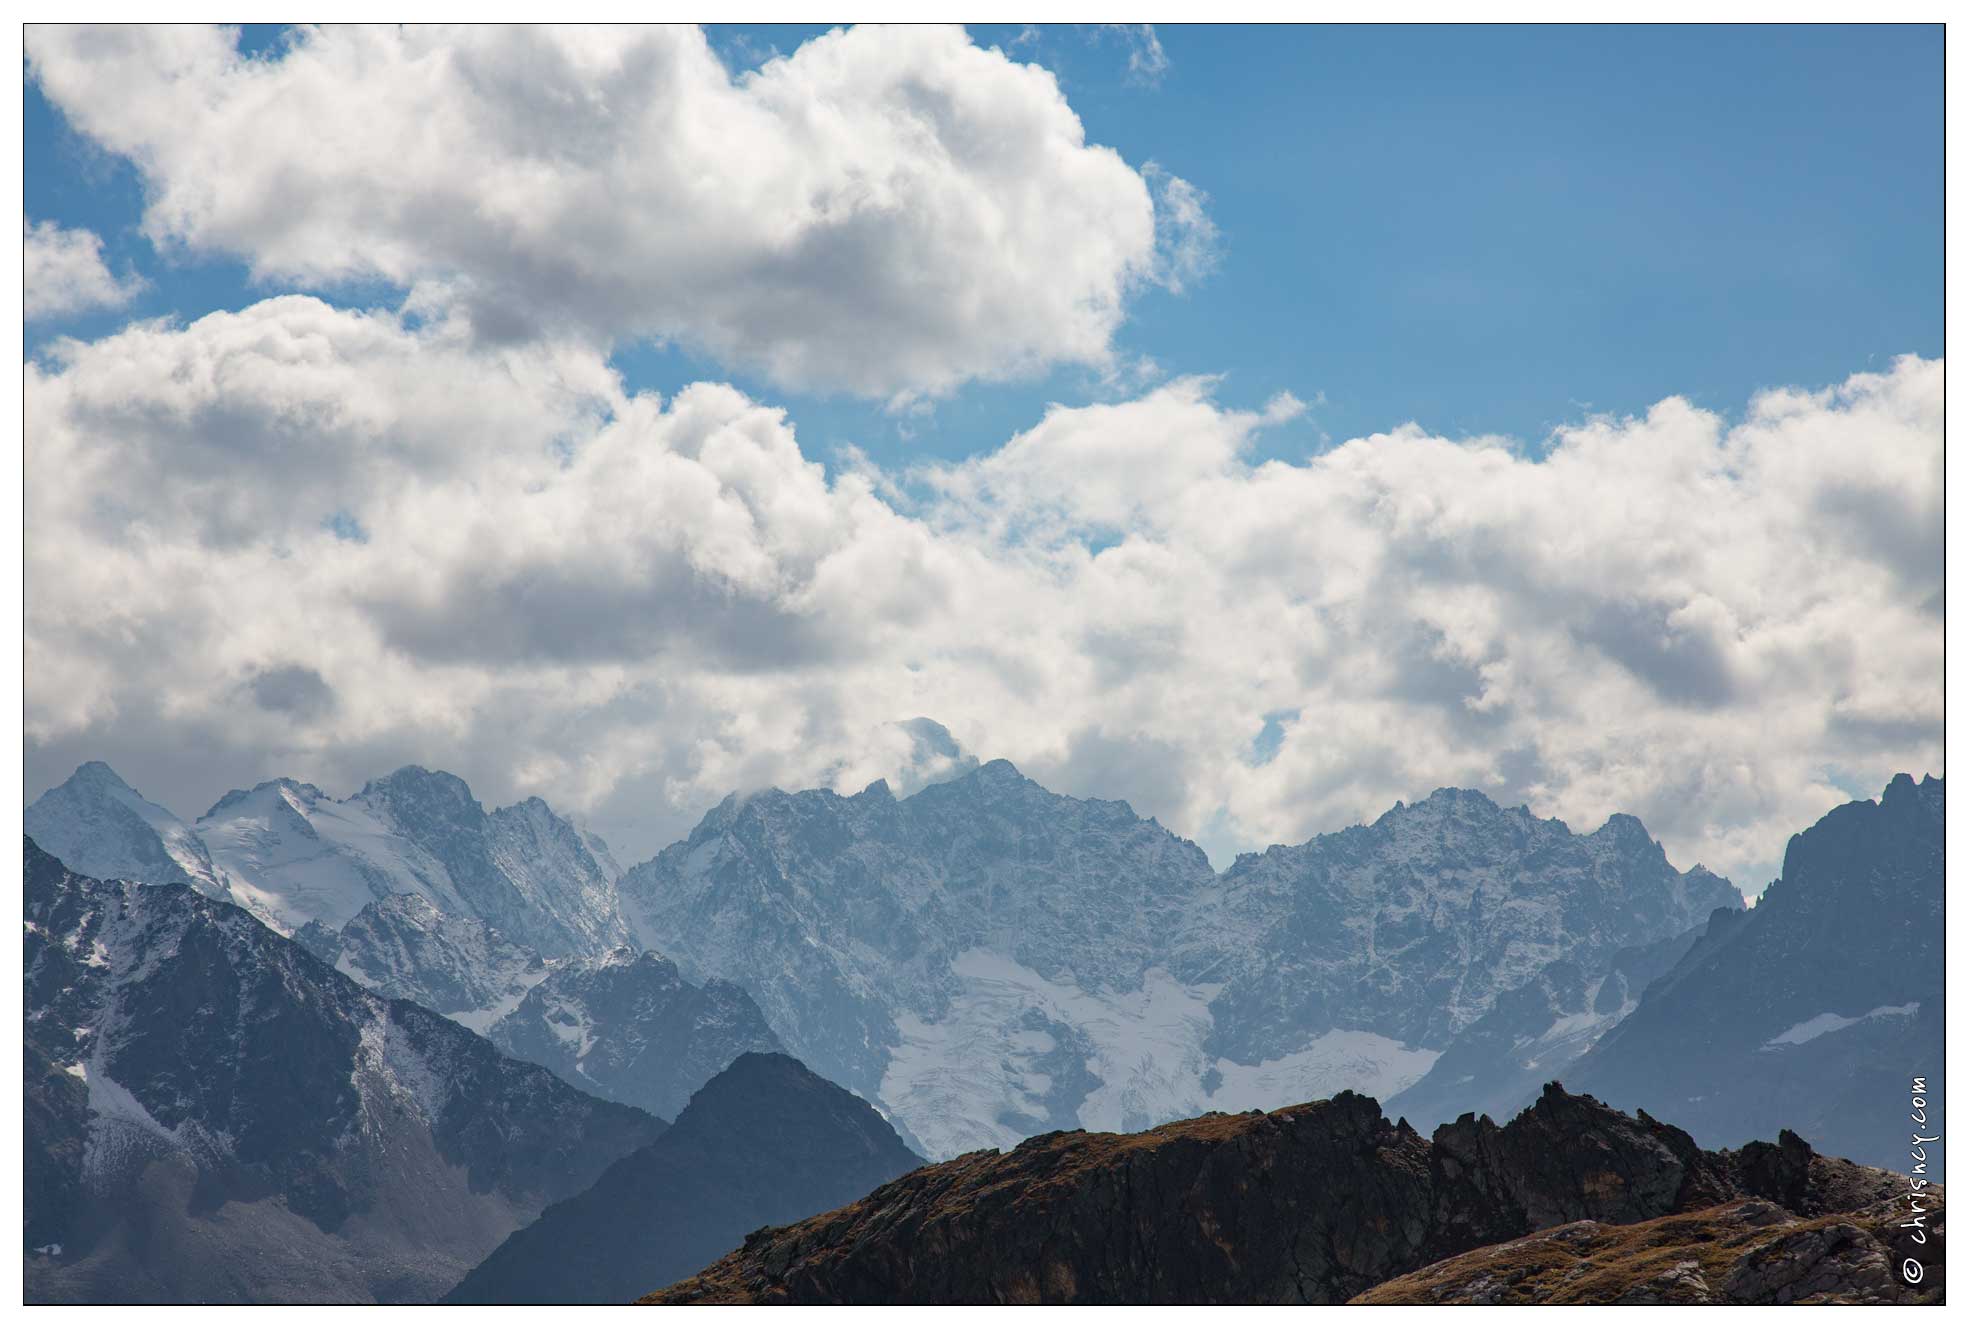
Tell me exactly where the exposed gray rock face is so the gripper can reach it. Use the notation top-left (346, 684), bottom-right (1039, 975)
top-left (22, 838), bottom-right (663, 1304)
top-left (25, 762), bottom-right (225, 898)
top-left (618, 765), bottom-right (1740, 1158)
top-left (484, 946), bottom-right (785, 1120)
top-left (1570, 775), bottom-right (1943, 1170)
top-left (302, 891), bottom-right (549, 1034)
top-left (1387, 922), bottom-right (1705, 1130)
top-left (617, 761), bottom-right (1219, 1154)
top-left (1191, 790), bottom-right (1743, 1061)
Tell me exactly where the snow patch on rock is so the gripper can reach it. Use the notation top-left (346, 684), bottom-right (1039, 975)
top-left (1762, 1003), bottom-right (1920, 1050)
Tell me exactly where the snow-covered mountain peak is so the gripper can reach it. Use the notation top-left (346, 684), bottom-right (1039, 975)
top-left (1409, 784), bottom-right (1506, 812)
top-left (189, 765), bottom-right (629, 953)
top-left (25, 762), bottom-right (224, 898)
top-left (203, 777), bottom-right (329, 817)
top-left (1878, 770), bottom-right (1943, 816)
top-left (64, 760), bottom-right (135, 792)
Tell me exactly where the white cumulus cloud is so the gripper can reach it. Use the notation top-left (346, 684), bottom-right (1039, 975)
top-left (26, 22), bottom-right (1201, 401)
top-left (22, 294), bottom-right (1942, 889)
top-left (24, 220), bottom-right (144, 319)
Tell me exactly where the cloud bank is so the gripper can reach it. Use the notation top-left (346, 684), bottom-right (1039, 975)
top-left (27, 23), bottom-right (1210, 401)
top-left (25, 293), bottom-right (1942, 883)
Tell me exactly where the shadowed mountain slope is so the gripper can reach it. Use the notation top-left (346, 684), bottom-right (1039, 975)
top-left (23, 838), bottom-right (662, 1304)
top-left (1569, 775), bottom-right (1943, 1170)
top-left (446, 1052), bottom-right (921, 1305)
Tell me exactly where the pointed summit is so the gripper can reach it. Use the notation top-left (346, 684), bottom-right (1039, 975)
top-left (445, 1052), bottom-right (920, 1305)
top-left (25, 761), bottom-right (223, 895)
top-left (65, 759), bottom-right (136, 790)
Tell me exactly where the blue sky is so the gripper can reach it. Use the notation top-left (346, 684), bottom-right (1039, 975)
top-left (27, 23), bottom-right (1942, 474)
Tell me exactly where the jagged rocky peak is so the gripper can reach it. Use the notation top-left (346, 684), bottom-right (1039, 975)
top-left (615, 750), bottom-right (1222, 1130)
top-left (1567, 774), bottom-right (1943, 1170)
top-left (650, 1081), bottom-right (1912, 1306)
top-left (617, 760), bottom-right (1744, 1160)
top-left (61, 760), bottom-right (136, 793)
top-left (358, 764), bottom-right (487, 830)
top-left (327, 891), bottom-right (549, 1033)
top-left (1198, 785), bottom-right (1742, 1064)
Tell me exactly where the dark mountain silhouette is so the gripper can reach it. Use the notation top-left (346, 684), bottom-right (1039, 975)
top-left (445, 1052), bottom-right (922, 1304)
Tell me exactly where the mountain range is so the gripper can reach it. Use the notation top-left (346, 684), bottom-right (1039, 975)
top-left (615, 763), bottom-right (1744, 1157)
top-left (479, 947), bottom-right (785, 1120)
top-left (24, 756), bottom-right (1943, 1189)
top-left (23, 752), bottom-right (1945, 1307)
top-left (31, 758), bottom-right (1750, 1160)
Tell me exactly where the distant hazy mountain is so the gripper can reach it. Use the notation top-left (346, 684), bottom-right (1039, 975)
top-left (26, 762), bottom-right (785, 1132)
top-left (618, 762), bottom-right (1739, 1158)
top-left (1386, 922), bottom-right (1706, 1131)
top-left (1568, 775), bottom-right (1944, 1171)
top-left (26, 760), bottom-right (629, 961)
top-left (445, 1053), bottom-right (922, 1305)
top-left (484, 947), bottom-right (785, 1119)
top-left (1191, 789), bottom-right (1743, 1060)
top-left (25, 762), bottom-right (226, 898)
top-left (196, 767), bottom-right (628, 954)
top-left (23, 838), bottom-right (663, 1304)
top-left (294, 891), bottom-right (550, 1034)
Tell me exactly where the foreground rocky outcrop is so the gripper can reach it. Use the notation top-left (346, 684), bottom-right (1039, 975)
top-left (1355, 1193), bottom-right (1942, 1305)
top-left (648, 1085), bottom-right (1922, 1305)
